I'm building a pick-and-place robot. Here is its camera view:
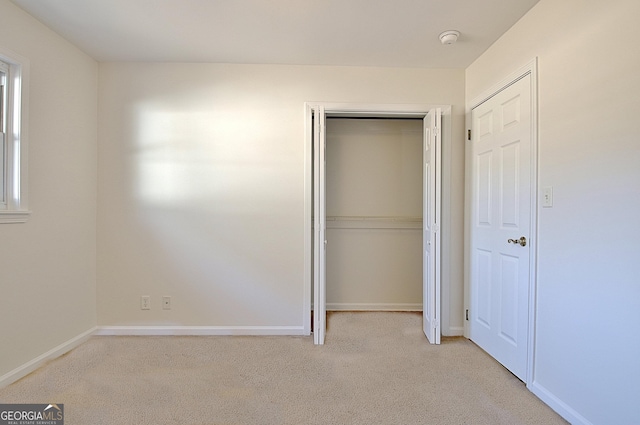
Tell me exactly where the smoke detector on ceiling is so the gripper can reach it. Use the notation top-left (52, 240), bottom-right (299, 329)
top-left (439, 30), bottom-right (460, 45)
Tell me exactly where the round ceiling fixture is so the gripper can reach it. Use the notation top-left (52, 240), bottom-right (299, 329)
top-left (439, 30), bottom-right (460, 45)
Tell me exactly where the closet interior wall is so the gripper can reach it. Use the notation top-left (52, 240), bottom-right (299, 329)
top-left (325, 118), bottom-right (423, 311)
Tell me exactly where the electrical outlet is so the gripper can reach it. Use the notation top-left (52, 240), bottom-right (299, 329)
top-left (162, 296), bottom-right (171, 310)
top-left (141, 295), bottom-right (151, 310)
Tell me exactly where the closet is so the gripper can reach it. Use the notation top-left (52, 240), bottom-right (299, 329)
top-left (325, 118), bottom-right (423, 311)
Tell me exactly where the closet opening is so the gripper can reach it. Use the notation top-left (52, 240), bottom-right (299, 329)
top-left (304, 103), bottom-right (449, 345)
top-left (324, 117), bottom-right (424, 313)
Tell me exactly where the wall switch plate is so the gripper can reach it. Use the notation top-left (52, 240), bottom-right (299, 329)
top-left (162, 296), bottom-right (171, 310)
top-left (543, 186), bottom-right (553, 207)
top-left (141, 295), bottom-right (151, 310)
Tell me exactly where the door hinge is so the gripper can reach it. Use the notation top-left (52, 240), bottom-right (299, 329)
top-left (467, 129), bottom-right (471, 140)
top-left (465, 309), bottom-right (469, 321)
top-left (433, 320), bottom-right (439, 329)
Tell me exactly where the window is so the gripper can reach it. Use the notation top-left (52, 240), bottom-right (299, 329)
top-left (1, 61), bottom-right (8, 208)
top-left (0, 52), bottom-right (29, 223)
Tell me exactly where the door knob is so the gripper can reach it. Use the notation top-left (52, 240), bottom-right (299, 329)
top-left (508, 236), bottom-right (527, 247)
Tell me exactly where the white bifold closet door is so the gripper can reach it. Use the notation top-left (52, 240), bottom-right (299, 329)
top-left (423, 108), bottom-right (441, 344)
top-left (313, 105), bottom-right (327, 345)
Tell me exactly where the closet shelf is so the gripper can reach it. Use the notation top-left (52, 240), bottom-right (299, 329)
top-left (326, 216), bottom-right (422, 230)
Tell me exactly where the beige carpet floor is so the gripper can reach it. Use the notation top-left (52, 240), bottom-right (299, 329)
top-left (0, 312), bottom-right (567, 425)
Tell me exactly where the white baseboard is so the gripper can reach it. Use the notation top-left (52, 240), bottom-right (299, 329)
top-left (326, 303), bottom-right (422, 311)
top-left (529, 380), bottom-right (593, 425)
top-left (95, 325), bottom-right (307, 336)
top-left (444, 326), bottom-right (464, 336)
top-left (0, 326), bottom-right (97, 389)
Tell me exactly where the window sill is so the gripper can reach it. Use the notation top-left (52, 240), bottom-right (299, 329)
top-left (0, 210), bottom-right (31, 224)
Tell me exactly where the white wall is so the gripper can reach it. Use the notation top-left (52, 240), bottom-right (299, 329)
top-left (466, 1), bottom-right (640, 423)
top-left (0, 2), bottom-right (98, 380)
top-left (97, 63), bottom-right (465, 333)
top-left (326, 118), bottom-right (423, 310)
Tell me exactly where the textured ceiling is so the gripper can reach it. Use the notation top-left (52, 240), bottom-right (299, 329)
top-left (11, 0), bottom-right (540, 68)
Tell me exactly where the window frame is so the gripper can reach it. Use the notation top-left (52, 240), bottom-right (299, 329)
top-left (0, 48), bottom-right (29, 224)
top-left (1, 61), bottom-right (7, 208)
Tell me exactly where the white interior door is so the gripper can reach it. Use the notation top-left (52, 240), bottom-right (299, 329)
top-left (313, 105), bottom-right (327, 345)
top-left (423, 108), bottom-right (441, 344)
top-left (469, 74), bottom-right (532, 381)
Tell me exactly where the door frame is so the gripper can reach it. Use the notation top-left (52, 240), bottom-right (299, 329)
top-left (303, 102), bottom-right (451, 341)
top-left (464, 58), bottom-right (538, 384)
